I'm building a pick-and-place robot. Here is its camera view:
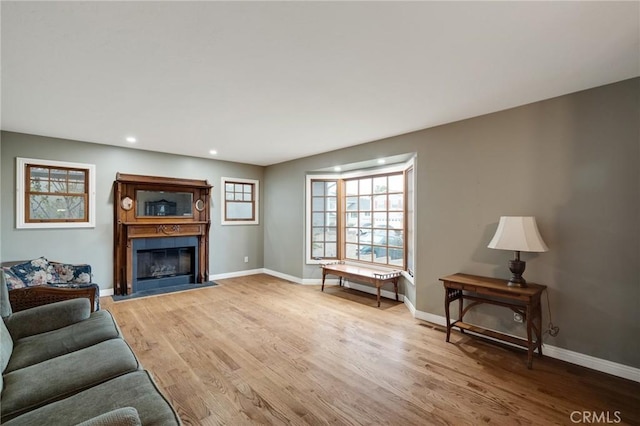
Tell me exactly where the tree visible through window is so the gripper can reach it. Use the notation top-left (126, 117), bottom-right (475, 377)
top-left (16, 158), bottom-right (96, 229)
top-left (27, 166), bottom-right (88, 222)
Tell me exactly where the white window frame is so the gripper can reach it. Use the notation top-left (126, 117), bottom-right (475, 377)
top-left (221, 177), bottom-right (260, 225)
top-left (403, 157), bottom-right (416, 285)
top-left (306, 174), bottom-right (339, 263)
top-left (306, 158), bottom-right (416, 277)
top-left (16, 157), bottom-right (96, 229)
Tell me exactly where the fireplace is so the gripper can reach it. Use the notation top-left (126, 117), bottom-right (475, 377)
top-left (132, 237), bottom-right (198, 292)
top-left (114, 173), bottom-right (211, 295)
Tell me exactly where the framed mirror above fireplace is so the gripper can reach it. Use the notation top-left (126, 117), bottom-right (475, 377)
top-left (113, 173), bottom-right (212, 295)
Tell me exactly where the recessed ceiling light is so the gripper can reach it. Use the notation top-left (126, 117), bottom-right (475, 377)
top-left (377, 159), bottom-right (386, 164)
top-left (125, 136), bottom-right (136, 143)
top-left (334, 166), bottom-right (342, 172)
top-left (209, 150), bottom-right (218, 155)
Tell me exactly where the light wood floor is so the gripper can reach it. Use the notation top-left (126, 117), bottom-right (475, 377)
top-left (102, 274), bottom-right (640, 425)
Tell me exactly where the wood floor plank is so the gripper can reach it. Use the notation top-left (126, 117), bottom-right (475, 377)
top-left (102, 274), bottom-right (640, 425)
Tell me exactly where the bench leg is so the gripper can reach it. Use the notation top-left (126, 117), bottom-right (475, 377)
top-left (394, 278), bottom-right (398, 301)
top-left (321, 272), bottom-right (326, 292)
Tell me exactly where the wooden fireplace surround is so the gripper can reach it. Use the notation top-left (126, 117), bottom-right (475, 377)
top-left (113, 173), bottom-right (212, 295)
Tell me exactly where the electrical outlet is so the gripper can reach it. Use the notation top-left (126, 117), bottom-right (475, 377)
top-left (244, 256), bottom-right (249, 263)
top-left (513, 313), bottom-right (524, 323)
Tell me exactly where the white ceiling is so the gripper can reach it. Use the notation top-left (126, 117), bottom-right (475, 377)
top-left (2, 1), bottom-right (638, 166)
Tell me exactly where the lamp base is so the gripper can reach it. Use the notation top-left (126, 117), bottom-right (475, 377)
top-left (508, 259), bottom-right (527, 287)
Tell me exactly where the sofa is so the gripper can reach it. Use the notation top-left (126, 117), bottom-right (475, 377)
top-left (1, 268), bottom-right (181, 425)
top-left (2, 258), bottom-right (100, 312)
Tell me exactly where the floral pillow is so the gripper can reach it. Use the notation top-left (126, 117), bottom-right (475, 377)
top-left (9, 257), bottom-right (59, 287)
top-left (2, 267), bottom-right (26, 290)
top-left (51, 262), bottom-right (92, 284)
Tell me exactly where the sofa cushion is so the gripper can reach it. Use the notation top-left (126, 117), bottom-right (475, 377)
top-left (1, 338), bottom-right (140, 422)
top-left (2, 267), bottom-right (26, 290)
top-left (4, 298), bottom-right (91, 341)
top-left (9, 257), bottom-right (59, 287)
top-left (3, 370), bottom-right (181, 426)
top-left (5, 310), bottom-right (121, 373)
top-left (75, 407), bottom-right (142, 426)
top-left (1, 319), bottom-right (13, 374)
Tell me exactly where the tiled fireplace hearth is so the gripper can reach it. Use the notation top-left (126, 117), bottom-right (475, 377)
top-left (113, 173), bottom-right (212, 295)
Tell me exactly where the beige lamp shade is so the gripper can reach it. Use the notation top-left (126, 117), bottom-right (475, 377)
top-left (487, 216), bottom-right (548, 252)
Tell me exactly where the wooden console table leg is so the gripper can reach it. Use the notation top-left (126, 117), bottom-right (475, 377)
top-left (458, 294), bottom-right (465, 334)
top-left (526, 303), bottom-right (534, 369)
top-left (377, 282), bottom-right (381, 307)
top-left (444, 289), bottom-right (452, 342)
top-left (535, 299), bottom-right (544, 358)
top-left (321, 271), bottom-right (326, 292)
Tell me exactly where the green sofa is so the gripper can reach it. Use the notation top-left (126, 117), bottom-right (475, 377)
top-left (1, 272), bottom-right (181, 425)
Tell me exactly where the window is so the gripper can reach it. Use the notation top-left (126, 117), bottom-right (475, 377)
top-left (311, 180), bottom-right (338, 258)
top-left (343, 173), bottom-right (405, 267)
top-left (16, 158), bottom-right (96, 229)
top-left (221, 177), bottom-right (259, 225)
top-left (307, 158), bottom-right (415, 271)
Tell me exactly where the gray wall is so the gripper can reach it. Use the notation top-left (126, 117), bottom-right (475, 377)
top-left (264, 78), bottom-right (639, 368)
top-left (0, 132), bottom-right (265, 289)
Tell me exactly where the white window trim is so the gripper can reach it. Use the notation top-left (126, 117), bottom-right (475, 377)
top-left (305, 159), bottom-right (416, 273)
top-left (16, 157), bottom-right (96, 229)
top-left (221, 177), bottom-right (260, 225)
top-left (405, 156), bottom-right (416, 285)
top-left (305, 174), bottom-right (337, 264)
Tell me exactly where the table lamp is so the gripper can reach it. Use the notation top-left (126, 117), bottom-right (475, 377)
top-left (487, 216), bottom-right (548, 287)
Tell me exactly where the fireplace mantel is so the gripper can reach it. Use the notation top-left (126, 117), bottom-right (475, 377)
top-left (113, 173), bottom-right (212, 295)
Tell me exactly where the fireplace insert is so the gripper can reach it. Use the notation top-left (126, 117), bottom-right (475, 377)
top-left (131, 236), bottom-right (199, 293)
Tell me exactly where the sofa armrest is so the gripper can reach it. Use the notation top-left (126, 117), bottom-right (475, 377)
top-left (4, 298), bottom-right (91, 340)
top-left (75, 407), bottom-right (142, 426)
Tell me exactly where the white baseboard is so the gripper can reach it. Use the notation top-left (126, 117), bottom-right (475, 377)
top-left (210, 268), bottom-right (265, 281)
top-left (403, 296), bottom-right (416, 317)
top-left (262, 268), bottom-right (304, 284)
top-left (412, 310), bottom-right (640, 383)
top-left (99, 288), bottom-right (114, 297)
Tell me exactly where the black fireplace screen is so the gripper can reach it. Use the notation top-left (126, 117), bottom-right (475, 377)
top-left (136, 247), bottom-right (194, 281)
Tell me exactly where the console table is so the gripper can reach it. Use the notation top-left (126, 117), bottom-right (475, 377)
top-left (322, 263), bottom-right (401, 307)
top-left (440, 273), bottom-right (546, 368)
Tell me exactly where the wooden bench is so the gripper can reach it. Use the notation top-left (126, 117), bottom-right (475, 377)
top-left (321, 262), bottom-right (402, 307)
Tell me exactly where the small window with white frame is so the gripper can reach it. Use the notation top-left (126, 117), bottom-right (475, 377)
top-left (221, 177), bottom-right (259, 225)
top-left (16, 157), bottom-right (96, 229)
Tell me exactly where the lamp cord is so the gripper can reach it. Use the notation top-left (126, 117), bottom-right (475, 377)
top-left (543, 288), bottom-right (560, 337)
